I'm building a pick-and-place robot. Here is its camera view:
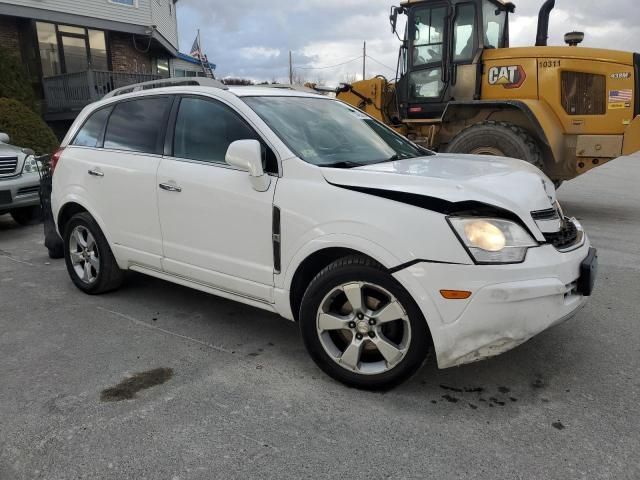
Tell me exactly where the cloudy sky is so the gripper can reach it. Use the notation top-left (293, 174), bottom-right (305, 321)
top-left (175, 0), bottom-right (640, 84)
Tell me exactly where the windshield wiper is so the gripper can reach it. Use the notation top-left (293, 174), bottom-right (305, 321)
top-left (319, 161), bottom-right (365, 169)
top-left (371, 153), bottom-right (412, 164)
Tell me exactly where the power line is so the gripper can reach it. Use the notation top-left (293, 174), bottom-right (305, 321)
top-left (296, 55), bottom-right (363, 70)
top-left (365, 54), bottom-right (396, 73)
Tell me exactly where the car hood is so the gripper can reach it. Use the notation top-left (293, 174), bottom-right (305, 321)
top-left (321, 154), bottom-right (557, 241)
top-left (0, 142), bottom-right (24, 156)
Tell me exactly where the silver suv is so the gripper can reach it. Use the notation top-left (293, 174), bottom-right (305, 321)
top-left (0, 132), bottom-right (43, 225)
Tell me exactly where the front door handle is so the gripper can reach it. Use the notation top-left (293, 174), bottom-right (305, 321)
top-left (159, 183), bottom-right (182, 193)
top-left (88, 168), bottom-right (104, 177)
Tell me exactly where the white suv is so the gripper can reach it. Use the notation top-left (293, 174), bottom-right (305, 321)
top-left (51, 80), bottom-right (597, 389)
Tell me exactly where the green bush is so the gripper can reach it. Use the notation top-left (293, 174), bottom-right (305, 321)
top-left (0, 48), bottom-right (38, 113)
top-left (0, 98), bottom-right (59, 155)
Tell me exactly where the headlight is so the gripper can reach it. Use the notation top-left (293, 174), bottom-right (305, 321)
top-left (449, 217), bottom-right (537, 264)
top-left (22, 156), bottom-right (42, 174)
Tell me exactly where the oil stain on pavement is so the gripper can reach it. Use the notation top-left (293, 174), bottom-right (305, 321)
top-left (100, 367), bottom-right (174, 402)
top-left (434, 384), bottom-right (519, 409)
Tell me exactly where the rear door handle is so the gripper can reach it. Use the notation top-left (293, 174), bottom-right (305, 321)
top-left (88, 168), bottom-right (104, 177)
top-left (159, 183), bottom-right (182, 193)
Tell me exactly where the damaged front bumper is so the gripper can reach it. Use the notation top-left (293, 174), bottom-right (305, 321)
top-left (393, 239), bottom-right (595, 369)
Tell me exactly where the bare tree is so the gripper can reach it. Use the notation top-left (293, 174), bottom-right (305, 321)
top-left (222, 78), bottom-right (254, 86)
top-left (340, 73), bottom-right (359, 85)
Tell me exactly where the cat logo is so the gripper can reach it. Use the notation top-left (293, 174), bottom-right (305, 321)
top-left (488, 65), bottom-right (527, 89)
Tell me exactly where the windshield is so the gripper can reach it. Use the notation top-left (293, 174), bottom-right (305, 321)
top-left (243, 96), bottom-right (428, 167)
top-left (483, 0), bottom-right (507, 48)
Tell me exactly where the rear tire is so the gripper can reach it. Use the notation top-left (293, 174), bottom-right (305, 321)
top-left (63, 212), bottom-right (124, 294)
top-left (48, 243), bottom-right (65, 259)
top-left (446, 121), bottom-right (544, 171)
top-left (10, 206), bottom-right (43, 226)
top-left (299, 255), bottom-right (431, 390)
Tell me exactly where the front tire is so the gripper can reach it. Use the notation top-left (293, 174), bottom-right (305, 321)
top-left (10, 206), bottom-right (43, 226)
top-left (446, 121), bottom-right (544, 171)
top-left (299, 255), bottom-right (431, 390)
top-left (63, 212), bottom-right (124, 294)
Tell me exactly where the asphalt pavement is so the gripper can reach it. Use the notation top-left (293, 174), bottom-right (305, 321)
top-left (1, 156), bottom-right (639, 480)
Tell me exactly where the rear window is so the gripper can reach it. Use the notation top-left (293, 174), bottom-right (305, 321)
top-left (72, 107), bottom-right (111, 148)
top-left (104, 97), bottom-right (172, 154)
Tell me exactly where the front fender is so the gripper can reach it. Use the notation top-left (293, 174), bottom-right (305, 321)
top-left (279, 232), bottom-right (404, 292)
top-left (276, 233), bottom-right (445, 350)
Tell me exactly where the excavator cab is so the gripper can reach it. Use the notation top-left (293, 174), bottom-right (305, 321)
top-left (392, 0), bottom-right (515, 119)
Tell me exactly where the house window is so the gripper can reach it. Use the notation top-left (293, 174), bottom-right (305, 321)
top-left (174, 69), bottom-right (186, 77)
top-left (88, 30), bottom-right (108, 71)
top-left (154, 58), bottom-right (170, 77)
top-left (37, 22), bottom-right (61, 77)
top-left (36, 22), bottom-right (108, 76)
top-left (109, 0), bottom-right (137, 6)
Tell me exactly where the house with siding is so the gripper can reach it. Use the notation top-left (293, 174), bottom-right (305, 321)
top-left (172, 52), bottom-right (216, 78)
top-left (0, 0), bottom-right (214, 128)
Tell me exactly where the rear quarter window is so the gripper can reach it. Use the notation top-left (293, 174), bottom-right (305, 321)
top-left (72, 107), bottom-right (111, 147)
top-left (104, 97), bottom-right (173, 154)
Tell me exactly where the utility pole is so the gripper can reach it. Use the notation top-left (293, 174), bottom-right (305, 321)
top-left (289, 51), bottom-right (293, 85)
top-left (362, 41), bottom-right (366, 80)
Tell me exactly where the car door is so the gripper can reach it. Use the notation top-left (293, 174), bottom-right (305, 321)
top-left (75, 95), bottom-right (173, 269)
top-left (157, 95), bottom-right (277, 302)
top-left (400, 2), bottom-right (451, 118)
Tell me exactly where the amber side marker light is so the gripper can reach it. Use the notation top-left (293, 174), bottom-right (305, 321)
top-left (440, 290), bottom-right (472, 300)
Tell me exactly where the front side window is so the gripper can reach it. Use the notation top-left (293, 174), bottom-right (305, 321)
top-left (243, 96), bottom-right (426, 167)
top-left (412, 6), bottom-right (447, 67)
top-left (483, 0), bottom-right (507, 48)
top-left (72, 107), bottom-right (111, 147)
top-left (104, 97), bottom-right (172, 154)
top-left (453, 4), bottom-right (477, 62)
top-left (173, 97), bottom-right (259, 164)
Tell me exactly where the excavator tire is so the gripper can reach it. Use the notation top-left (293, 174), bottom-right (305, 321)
top-left (446, 121), bottom-right (545, 171)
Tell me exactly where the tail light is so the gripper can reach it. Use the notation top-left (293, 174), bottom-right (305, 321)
top-left (50, 147), bottom-right (65, 173)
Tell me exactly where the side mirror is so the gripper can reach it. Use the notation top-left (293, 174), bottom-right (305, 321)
top-left (0, 132), bottom-right (9, 144)
top-left (225, 139), bottom-right (271, 192)
top-left (389, 7), bottom-right (399, 34)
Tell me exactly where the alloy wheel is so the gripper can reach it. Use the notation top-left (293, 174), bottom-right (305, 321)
top-left (69, 226), bottom-right (100, 284)
top-left (316, 282), bottom-right (411, 375)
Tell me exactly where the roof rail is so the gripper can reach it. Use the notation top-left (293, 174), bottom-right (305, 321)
top-left (104, 77), bottom-right (228, 99)
top-left (258, 84), bottom-right (318, 94)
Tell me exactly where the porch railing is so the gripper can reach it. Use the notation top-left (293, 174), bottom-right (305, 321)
top-left (43, 70), bottom-right (163, 113)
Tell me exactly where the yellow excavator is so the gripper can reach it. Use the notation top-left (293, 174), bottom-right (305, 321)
top-left (329, 0), bottom-right (640, 186)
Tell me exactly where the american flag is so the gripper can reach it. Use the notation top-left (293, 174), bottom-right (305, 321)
top-left (609, 89), bottom-right (633, 102)
top-left (190, 35), bottom-right (203, 60)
